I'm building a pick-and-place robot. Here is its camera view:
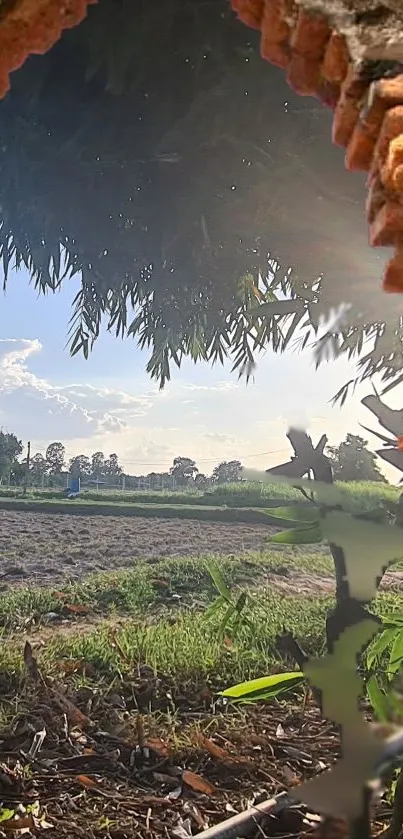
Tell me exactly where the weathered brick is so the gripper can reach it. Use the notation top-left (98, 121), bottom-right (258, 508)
top-left (332, 68), bottom-right (368, 147)
top-left (232, 0), bottom-right (264, 28)
top-left (381, 135), bottom-right (403, 193)
top-left (345, 122), bottom-right (376, 171)
top-left (261, 39), bottom-right (290, 68)
top-left (383, 248), bottom-right (403, 293)
top-left (369, 201), bottom-right (403, 247)
top-left (287, 53), bottom-right (321, 95)
top-left (374, 106), bottom-right (403, 170)
top-left (317, 78), bottom-right (340, 109)
top-left (365, 175), bottom-right (387, 224)
top-left (359, 77), bottom-right (403, 147)
top-left (261, 0), bottom-right (289, 44)
top-left (290, 9), bottom-right (330, 59)
top-left (321, 32), bottom-right (349, 85)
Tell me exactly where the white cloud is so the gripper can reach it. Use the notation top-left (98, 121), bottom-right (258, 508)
top-left (0, 338), bottom-right (401, 483)
top-left (0, 338), bottom-right (153, 441)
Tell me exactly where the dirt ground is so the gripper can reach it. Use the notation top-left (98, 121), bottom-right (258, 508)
top-left (0, 509), bottom-right (401, 594)
top-left (0, 509), bottom-right (276, 585)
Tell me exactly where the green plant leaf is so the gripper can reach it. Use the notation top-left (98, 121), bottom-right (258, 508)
top-left (205, 559), bottom-right (231, 601)
top-left (219, 603), bottom-right (237, 634)
top-left (367, 627), bottom-right (399, 670)
top-left (220, 672), bottom-right (304, 702)
top-left (269, 524), bottom-right (323, 545)
top-left (366, 675), bottom-right (389, 722)
top-left (203, 596), bottom-right (226, 621)
top-left (264, 505), bottom-right (320, 526)
top-left (389, 629), bottom-right (403, 677)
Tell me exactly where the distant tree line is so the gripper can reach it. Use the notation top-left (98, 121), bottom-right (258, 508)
top-left (0, 429), bottom-right (387, 490)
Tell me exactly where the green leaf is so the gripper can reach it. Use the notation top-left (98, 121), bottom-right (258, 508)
top-left (389, 629), bottom-right (403, 677)
top-left (0, 810), bottom-right (15, 824)
top-left (367, 627), bottom-right (399, 670)
top-left (366, 676), bottom-right (389, 722)
top-left (220, 672), bottom-right (304, 702)
top-left (264, 505), bottom-right (320, 526)
top-left (219, 603), bottom-right (237, 634)
top-left (203, 596), bottom-right (226, 622)
top-left (269, 524), bottom-right (323, 545)
top-left (205, 560), bottom-right (231, 601)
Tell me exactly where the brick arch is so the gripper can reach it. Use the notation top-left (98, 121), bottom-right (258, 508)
top-left (232, 0), bottom-right (403, 292)
top-left (0, 0), bottom-right (97, 99)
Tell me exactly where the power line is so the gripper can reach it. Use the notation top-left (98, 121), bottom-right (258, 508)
top-left (120, 448), bottom-right (289, 467)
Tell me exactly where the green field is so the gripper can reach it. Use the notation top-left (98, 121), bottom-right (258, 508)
top-left (0, 480), bottom-right (401, 837)
top-left (0, 478), bottom-right (399, 518)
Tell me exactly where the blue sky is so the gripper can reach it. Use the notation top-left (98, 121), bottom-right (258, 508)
top-left (0, 265), bottom-right (400, 481)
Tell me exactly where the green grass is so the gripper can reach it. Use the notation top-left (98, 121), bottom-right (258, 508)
top-left (1, 479), bottom-right (399, 515)
top-left (0, 586), bottom-right (400, 698)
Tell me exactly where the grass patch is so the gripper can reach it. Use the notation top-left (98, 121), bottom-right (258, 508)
top-left (0, 479), bottom-right (398, 515)
top-left (1, 589), bottom-right (400, 697)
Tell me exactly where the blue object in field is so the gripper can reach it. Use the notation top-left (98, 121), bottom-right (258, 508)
top-left (67, 477), bottom-right (80, 498)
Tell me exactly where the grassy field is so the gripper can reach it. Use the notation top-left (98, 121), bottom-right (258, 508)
top-left (0, 478), bottom-right (399, 518)
top-left (0, 483), bottom-right (400, 838)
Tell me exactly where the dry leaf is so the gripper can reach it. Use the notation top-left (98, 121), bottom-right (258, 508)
top-left (54, 659), bottom-right (96, 677)
top-left (52, 591), bottom-right (67, 600)
top-left (197, 734), bottom-right (251, 766)
top-left (64, 603), bottom-right (90, 615)
top-left (1, 814), bottom-right (35, 832)
top-left (76, 774), bottom-right (98, 789)
top-left (52, 690), bottom-right (90, 728)
top-left (23, 641), bottom-right (42, 683)
top-left (146, 737), bottom-right (172, 758)
top-left (182, 770), bottom-right (216, 796)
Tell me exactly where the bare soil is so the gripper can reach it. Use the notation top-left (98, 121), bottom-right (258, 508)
top-left (0, 509), bottom-right (276, 586)
top-left (0, 509), bottom-right (401, 595)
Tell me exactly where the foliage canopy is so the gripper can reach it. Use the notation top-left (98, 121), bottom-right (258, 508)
top-left (1, 0), bottom-right (402, 395)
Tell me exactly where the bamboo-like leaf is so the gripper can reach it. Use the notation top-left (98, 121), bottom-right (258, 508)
top-left (269, 524), bottom-right (322, 545)
top-left (220, 672), bottom-right (304, 702)
top-left (264, 505), bottom-right (319, 526)
top-left (205, 560), bottom-right (231, 601)
top-left (366, 676), bottom-right (389, 723)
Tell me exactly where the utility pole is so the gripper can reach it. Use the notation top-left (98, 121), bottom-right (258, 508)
top-left (23, 440), bottom-right (31, 497)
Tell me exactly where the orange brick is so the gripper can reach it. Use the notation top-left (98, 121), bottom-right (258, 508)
top-left (375, 107), bottom-right (403, 169)
top-left (332, 68), bottom-right (368, 147)
top-left (369, 201), bottom-right (403, 247)
top-left (232, 0), bottom-right (264, 28)
top-left (317, 79), bottom-right (340, 109)
top-left (321, 32), bottom-right (349, 85)
top-left (381, 135), bottom-right (403, 193)
top-left (261, 0), bottom-right (289, 43)
top-left (287, 53), bottom-right (321, 95)
top-left (345, 122), bottom-right (376, 171)
top-left (359, 77), bottom-right (403, 147)
top-left (365, 175), bottom-right (387, 224)
top-left (392, 164), bottom-right (403, 194)
top-left (261, 38), bottom-right (290, 68)
top-left (290, 8), bottom-right (330, 59)
top-left (383, 248), bottom-right (403, 293)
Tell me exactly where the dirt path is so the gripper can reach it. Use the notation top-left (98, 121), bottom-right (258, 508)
top-left (265, 567), bottom-right (403, 595)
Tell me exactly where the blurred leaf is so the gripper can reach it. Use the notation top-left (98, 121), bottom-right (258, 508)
top-left (264, 505), bottom-right (319, 526)
top-left (366, 676), bottom-right (389, 723)
top-left (367, 627), bottom-right (399, 670)
top-left (389, 630), bottom-right (403, 677)
top-left (182, 770), bottom-right (216, 796)
top-left (269, 524), bottom-right (323, 545)
top-left (220, 672), bottom-right (304, 702)
top-left (76, 774), bottom-right (99, 789)
top-left (205, 560), bottom-right (231, 601)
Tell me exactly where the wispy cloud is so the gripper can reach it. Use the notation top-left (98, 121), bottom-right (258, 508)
top-left (0, 339), bottom-right (153, 440)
